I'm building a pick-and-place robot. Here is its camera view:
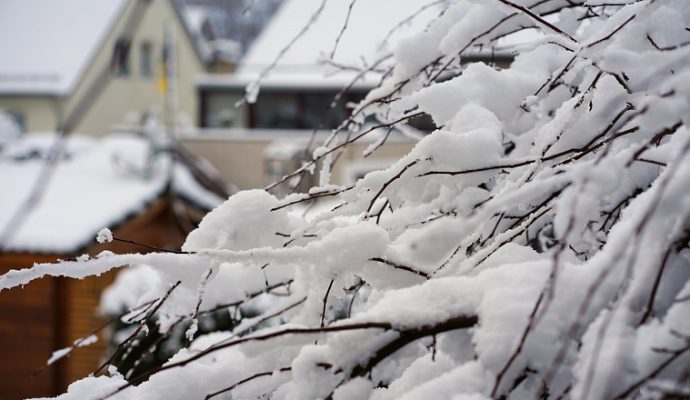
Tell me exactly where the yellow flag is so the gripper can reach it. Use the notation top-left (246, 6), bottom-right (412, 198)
top-left (157, 62), bottom-right (168, 94)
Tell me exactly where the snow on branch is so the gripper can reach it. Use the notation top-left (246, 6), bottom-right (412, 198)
top-left (4, 0), bottom-right (690, 399)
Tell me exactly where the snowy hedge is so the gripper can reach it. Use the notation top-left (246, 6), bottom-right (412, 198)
top-left (3, 0), bottom-right (690, 399)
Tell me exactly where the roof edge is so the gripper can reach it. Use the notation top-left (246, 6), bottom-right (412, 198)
top-left (169, 0), bottom-right (210, 68)
top-left (62, 0), bottom-right (131, 96)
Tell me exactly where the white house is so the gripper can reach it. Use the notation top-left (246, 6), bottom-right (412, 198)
top-left (0, 0), bottom-right (208, 136)
top-left (185, 0), bottom-right (512, 192)
top-left (185, 0), bottom-right (448, 193)
top-left (196, 0), bottom-right (444, 130)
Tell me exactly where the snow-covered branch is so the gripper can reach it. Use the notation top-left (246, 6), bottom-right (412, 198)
top-left (4, 0), bottom-right (690, 398)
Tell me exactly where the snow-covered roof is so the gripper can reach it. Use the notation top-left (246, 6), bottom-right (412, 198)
top-left (182, 5), bottom-right (216, 63)
top-left (0, 132), bottom-right (222, 254)
top-left (182, 5), bottom-right (241, 64)
top-left (207, 0), bottom-right (442, 90)
top-left (183, 6), bottom-right (210, 35)
top-left (0, 0), bottom-right (128, 96)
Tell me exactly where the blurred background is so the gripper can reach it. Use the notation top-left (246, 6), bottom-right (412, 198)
top-left (0, 0), bottom-right (437, 397)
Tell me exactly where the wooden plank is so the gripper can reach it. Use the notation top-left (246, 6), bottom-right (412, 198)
top-left (0, 196), bottom-right (189, 397)
top-left (0, 263), bottom-right (60, 400)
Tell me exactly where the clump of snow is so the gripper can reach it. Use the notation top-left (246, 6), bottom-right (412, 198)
top-left (183, 189), bottom-right (305, 252)
top-left (47, 334), bottom-right (98, 366)
top-left (100, 264), bottom-right (161, 315)
top-left (3, 1), bottom-right (690, 399)
top-left (47, 348), bottom-right (71, 366)
top-left (96, 228), bottom-right (113, 244)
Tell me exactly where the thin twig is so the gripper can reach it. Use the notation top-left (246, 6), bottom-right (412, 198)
top-left (369, 257), bottom-right (430, 279)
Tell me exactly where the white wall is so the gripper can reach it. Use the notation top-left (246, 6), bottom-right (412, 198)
top-left (179, 130), bottom-right (416, 191)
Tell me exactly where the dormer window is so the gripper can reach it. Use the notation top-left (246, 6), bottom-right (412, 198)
top-left (111, 38), bottom-right (130, 77)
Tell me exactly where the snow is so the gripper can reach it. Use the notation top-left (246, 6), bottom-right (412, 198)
top-left (182, 6), bottom-right (208, 34)
top-left (183, 190), bottom-right (303, 252)
top-left (96, 228), bottom-right (113, 244)
top-left (0, 133), bottom-right (167, 253)
top-left (172, 164), bottom-right (224, 211)
top-left (100, 264), bottom-right (161, 315)
top-left (0, 132), bottom-right (222, 253)
top-left (0, 0), bottom-right (127, 95)
top-left (46, 348), bottom-right (71, 366)
top-left (46, 334), bottom-right (98, 366)
top-left (0, 110), bottom-right (21, 146)
top-left (5, 1), bottom-right (690, 399)
top-left (217, 0), bottom-right (443, 93)
top-left (241, 0), bottom-right (437, 69)
top-left (182, 5), bottom-right (242, 64)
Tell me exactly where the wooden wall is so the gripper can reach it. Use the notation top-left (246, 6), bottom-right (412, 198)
top-left (0, 197), bottom-right (188, 399)
top-left (0, 253), bottom-right (64, 399)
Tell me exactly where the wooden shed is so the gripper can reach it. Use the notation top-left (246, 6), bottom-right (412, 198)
top-left (0, 133), bottom-right (222, 399)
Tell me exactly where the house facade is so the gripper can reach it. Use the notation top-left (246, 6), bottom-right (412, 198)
top-left (184, 0), bottom-right (448, 193)
top-left (0, 0), bottom-right (206, 136)
top-left (185, 0), bottom-right (516, 193)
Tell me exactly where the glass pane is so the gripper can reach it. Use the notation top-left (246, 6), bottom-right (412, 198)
top-left (140, 42), bottom-right (152, 78)
top-left (303, 94), bottom-right (346, 130)
top-left (254, 94), bottom-right (299, 129)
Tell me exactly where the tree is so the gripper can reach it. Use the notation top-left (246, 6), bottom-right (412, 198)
top-left (3, 0), bottom-right (690, 398)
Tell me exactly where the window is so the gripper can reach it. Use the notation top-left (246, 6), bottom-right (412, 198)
top-left (140, 42), bottom-right (152, 78)
top-left (201, 92), bottom-right (244, 128)
top-left (250, 91), bottom-right (366, 130)
top-left (254, 94), bottom-right (300, 129)
top-left (303, 93), bottom-right (347, 129)
top-left (111, 39), bottom-right (131, 77)
top-left (199, 90), bottom-right (369, 130)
